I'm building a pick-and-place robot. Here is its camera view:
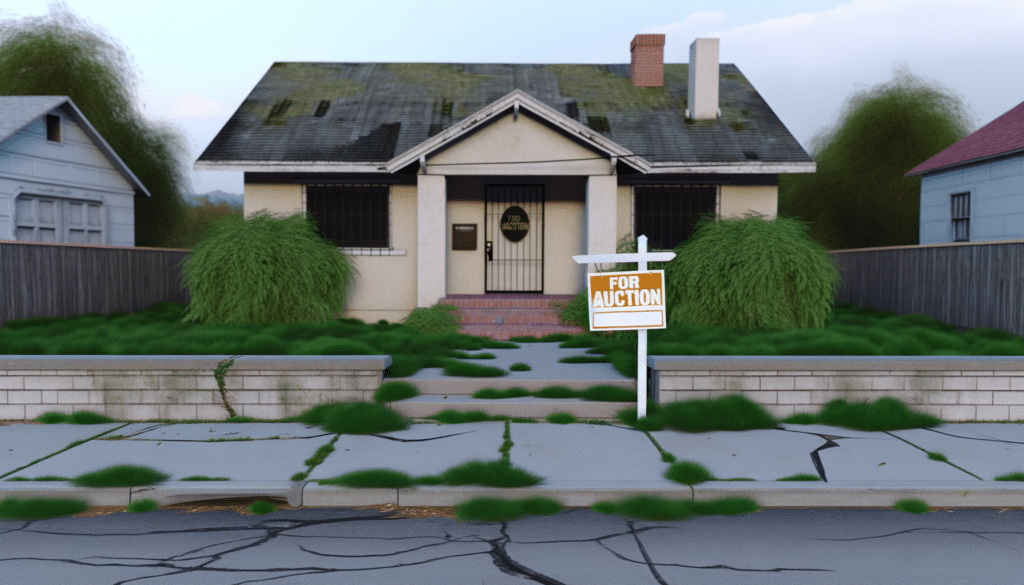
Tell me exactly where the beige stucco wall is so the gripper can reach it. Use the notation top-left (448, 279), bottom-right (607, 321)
top-left (616, 186), bottom-right (632, 245)
top-left (243, 183), bottom-right (302, 217)
top-left (342, 185), bottom-right (418, 323)
top-left (720, 185), bottom-right (777, 221)
top-left (544, 199), bottom-right (586, 294)
top-left (446, 199), bottom-right (484, 294)
top-left (426, 112), bottom-right (608, 176)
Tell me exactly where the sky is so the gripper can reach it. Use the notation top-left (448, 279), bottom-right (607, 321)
top-left (1, 0), bottom-right (1022, 195)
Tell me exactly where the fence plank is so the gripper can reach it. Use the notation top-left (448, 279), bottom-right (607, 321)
top-left (1, 241), bottom-right (192, 327)
top-left (829, 240), bottom-right (1024, 337)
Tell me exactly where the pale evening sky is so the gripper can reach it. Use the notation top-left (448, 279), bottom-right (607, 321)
top-left (1, 0), bottom-right (1021, 195)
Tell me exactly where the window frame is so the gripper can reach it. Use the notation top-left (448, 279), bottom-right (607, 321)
top-left (14, 194), bottom-right (104, 244)
top-left (303, 183), bottom-right (394, 255)
top-left (631, 184), bottom-right (720, 252)
top-left (951, 191), bottom-right (970, 243)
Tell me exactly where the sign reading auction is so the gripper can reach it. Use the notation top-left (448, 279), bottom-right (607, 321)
top-left (499, 206), bottom-right (529, 242)
top-left (586, 270), bottom-right (667, 331)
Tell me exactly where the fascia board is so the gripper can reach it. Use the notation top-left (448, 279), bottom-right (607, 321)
top-left (193, 161), bottom-right (387, 173)
top-left (59, 99), bottom-right (152, 197)
top-left (385, 89), bottom-right (649, 173)
top-left (647, 162), bottom-right (816, 174)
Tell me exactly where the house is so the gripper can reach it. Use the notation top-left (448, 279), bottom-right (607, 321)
top-left (195, 36), bottom-right (814, 324)
top-left (0, 96), bottom-right (149, 246)
top-left (906, 100), bottom-right (1024, 245)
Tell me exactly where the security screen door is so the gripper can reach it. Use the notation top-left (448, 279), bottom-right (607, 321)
top-left (484, 185), bottom-right (544, 292)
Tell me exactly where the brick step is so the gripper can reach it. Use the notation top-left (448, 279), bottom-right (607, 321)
top-left (458, 323), bottom-right (587, 341)
top-left (457, 308), bottom-right (566, 326)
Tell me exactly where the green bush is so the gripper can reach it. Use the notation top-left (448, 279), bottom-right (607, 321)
top-left (72, 465), bottom-right (170, 487)
top-left (815, 397), bottom-right (942, 431)
top-left (557, 292), bottom-right (590, 329)
top-left (659, 394), bottom-right (778, 433)
top-left (402, 304), bottom-right (462, 334)
top-left (177, 209), bottom-right (357, 325)
top-left (455, 496), bottom-right (562, 522)
top-left (664, 461), bottom-right (715, 485)
top-left (509, 362), bottom-right (531, 372)
top-left (436, 460), bottom-right (543, 487)
top-left (318, 469), bottom-right (416, 488)
top-left (664, 211), bottom-right (842, 331)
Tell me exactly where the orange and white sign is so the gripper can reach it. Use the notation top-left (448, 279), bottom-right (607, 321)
top-left (586, 270), bottom-right (666, 331)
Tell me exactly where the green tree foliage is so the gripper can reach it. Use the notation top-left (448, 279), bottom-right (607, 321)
top-left (665, 211), bottom-right (842, 330)
top-left (178, 210), bottom-right (358, 325)
top-left (162, 197), bottom-right (243, 249)
top-left (779, 66), bottom-right (975, 251)
top-left (0, 4), bottom-right (190, 247)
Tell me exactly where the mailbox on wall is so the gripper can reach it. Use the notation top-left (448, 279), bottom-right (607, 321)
top-left (452, 224), bottom-right (477, 250)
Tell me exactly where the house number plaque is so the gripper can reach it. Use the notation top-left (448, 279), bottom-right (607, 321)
top-left (499, 206), bottom-right (529, 242)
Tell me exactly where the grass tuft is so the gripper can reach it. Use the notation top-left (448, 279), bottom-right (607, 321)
top-left (454, 496), bottom-right (562, 522)
top-left (441, 362), bottom-right (507, 377)
top-left (425, 410), bottom-right (498, 424)
top-left (994, 472), bottom-right (1024, 481)
top-left (435, 460), bottom-right (543, 487)
top-left (0, 497), bottom-right (90, 520)
top-left (180, 476), bottom-right (229, 481)
top-left (814, 397), bottom-right (942, 431)
top-left (776, 473), bottom-right (822, 481)
top-left (664, 460), bottom-right (716, 485)
top-left (72, 465), bottom-right (170, 487)
top-left (545, 412), bottom-right (577, 424)
top-left (318, 469), bottom-right (416, 488)
top-left (659, 395), bottom-right (778, 433)
top-left (373, 381), bottom-right (419, 403)
top-left (893, 499), bottom-right (930, 513)
top-left (315, 402), bottom-right (409, 434)
top-left (248, 500), bottom-right (278, 515)
top-left (472, 387), bottom-right (531, 399)
top-left (558, 355), bottom-right (610, 364)
top-left (591, 495), bottom-right (759, 521)
top-left (127, 499), bottom-right (159, 513)
top-left (580, 385), bottom-right (634, 402)
top-left (781, 413), bottom-right (817, 425)
top-left (4, 476), bottom-right (70, 482)
top-left (509, 362), bottom-right (531, 372)
top-left (927, 451), bottom-right (948, 462)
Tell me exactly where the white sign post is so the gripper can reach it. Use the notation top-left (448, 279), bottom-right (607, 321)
top-left (573, 235), bottom-right (675, 418)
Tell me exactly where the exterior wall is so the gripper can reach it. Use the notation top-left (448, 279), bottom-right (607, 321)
top-left (342, 185), bottom-right (418, 323)
top-left (0, 111), bottom-right (136, 246)
top-left (719, 184), bottom-right (777, 220)
top-left (585, 176), bottom-right (618, 271)
top-left (446, 198), bottom-right (484, 294)
top-left (616, 186), bottom-right (632, 245)
top-left (426, 112), bottom-right (608, 176)
top-left (543, 198), bottom-right (586, 295)
top-left (919, 152), bottom-right (1024, 245)
top-left (243, 183), bottom-right (302, 217)
top-left (417, 175), bottom-right (446, 307)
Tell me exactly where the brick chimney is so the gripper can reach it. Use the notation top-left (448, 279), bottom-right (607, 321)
top-left (687, 38), bottom-right (720, 120)
top-left (630, 34), bottom-right (665, 87)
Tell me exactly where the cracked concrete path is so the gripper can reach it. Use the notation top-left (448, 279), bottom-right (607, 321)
top-left (2, 508), bottom-right (1023, 584)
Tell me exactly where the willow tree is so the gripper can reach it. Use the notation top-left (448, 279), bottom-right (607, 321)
top-left (779, 66), bottom-right (976, 251)
top-left (0, 3), bottom-right (190, 247)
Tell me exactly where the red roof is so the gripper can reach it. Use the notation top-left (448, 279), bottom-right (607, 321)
top-left (905, 100), bottom-right (1024, 176)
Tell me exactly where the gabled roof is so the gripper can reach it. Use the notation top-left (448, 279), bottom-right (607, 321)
top-left (906, 100), bottom-right (1024, 177)
top-left (0, 95), bottom-right (150, 196)
top-left (196, 62), bottom-right (814, 175)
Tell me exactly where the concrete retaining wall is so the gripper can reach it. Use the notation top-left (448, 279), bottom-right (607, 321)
top-left (0, 355), bottom-right (391, 420)
top-left (649, 356), bottom-right (1024, 421)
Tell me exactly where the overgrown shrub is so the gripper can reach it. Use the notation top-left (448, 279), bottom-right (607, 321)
top-left (177, 210), bottom-right (357, 325)
top-left (402, 304), bottom-right (462, 334)
top-left (664, 211), bottom-right (843, 331)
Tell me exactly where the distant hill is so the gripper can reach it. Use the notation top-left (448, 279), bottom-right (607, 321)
top-left (187, 190), bottom-right (243, 208)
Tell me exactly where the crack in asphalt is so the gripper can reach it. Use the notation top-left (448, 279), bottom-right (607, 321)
top-left (815, 526), bottom-right (1024, 553)
top-left (810, 438), bottom-right (841, 482)
top-left (0, 511), bottom-right (837, 582)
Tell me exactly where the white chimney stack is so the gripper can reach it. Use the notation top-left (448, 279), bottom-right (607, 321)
top-left (687, 38), bottom-right (720, 120)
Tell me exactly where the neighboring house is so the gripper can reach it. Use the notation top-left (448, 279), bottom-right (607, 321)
top-left (196, 36), bottom-right (815, 323)
top-left (0, 96), bottom-right (149, 246)
top-left (906, 100), bottom-right (1024, 245)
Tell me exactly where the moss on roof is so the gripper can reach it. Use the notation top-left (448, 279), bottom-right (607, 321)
top-left (547, 64), bottom-right (677, 113)
top-left (384, 63), bottom-right (488, 100)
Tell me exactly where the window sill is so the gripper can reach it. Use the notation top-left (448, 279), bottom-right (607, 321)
top-left (338, 248), bottom-right (407, 256)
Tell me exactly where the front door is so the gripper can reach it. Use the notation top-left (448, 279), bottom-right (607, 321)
top-left (485, 185), bottom-right (544, 293)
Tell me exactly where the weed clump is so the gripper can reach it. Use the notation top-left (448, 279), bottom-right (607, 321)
top-left (402, 304), bottom-right (461, 334)
top-left (127, 499), bottom-right (159, 513)
top-left (318, 469), bottom-right (416, 488)
top-left (72, 465), bottom-right (170, 487)
top-left (306, 402), bottom-right (409, 434)
top-left (248, 500), bottom-right (278, 515)
top-left (441, 362), bottom-right (507, 377)
top-left (893, 499), bottom-right (930, 513)
top-left (664, 461), bottom-right (716, 485)
top-left (373, 381), bottom-right (419, 403)
top-left (545, 412), bottom-right (578, 425)
top-left (0, 497), bottom-right (89, 520)
top-left (592, 495), bottom-right (758, 521)
top-left (659, 395), bottom-right (777, 433)
top-left (812, 397), bottom-right (942, 431)
top-left (425, 410), bottom-right (499, 424)
top-left (34, 411), bottom-right (114, 424)
top-left (777, 474), bottom-right (822, 481)
top-left (428, 460), bottom-right (543, 488)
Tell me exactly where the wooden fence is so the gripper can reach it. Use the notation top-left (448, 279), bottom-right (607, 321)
top-left (0, 240), bottom-right (193, 328)
top-left (827, 238), bottom-right (1024, 337)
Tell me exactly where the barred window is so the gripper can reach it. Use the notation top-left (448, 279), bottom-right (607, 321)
top-left (306, 184), bottom-right (389, 249)
top-left (633, 185), bottom-right (717, 250)
top-left (951, 192), bottom-right (970, 242)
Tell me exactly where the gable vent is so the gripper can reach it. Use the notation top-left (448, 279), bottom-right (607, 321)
top-left (314, 100), bottom-right (330, 117)
top-left (264, 99), bottom-right (293, 124)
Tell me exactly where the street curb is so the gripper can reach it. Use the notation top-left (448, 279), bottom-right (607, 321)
top-left (0, 482), bottom-right (130, 506)
top-left (133, 481), bottom-right (306, 508)
top-left (693, 481), bottom-right (1024, 508)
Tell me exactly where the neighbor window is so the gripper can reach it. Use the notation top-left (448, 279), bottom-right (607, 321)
top-left (951, 192), bottom-right (970, 242)
top-left (633, 185), bottom-right (717, 251)
top-left (305, 184), bottom-right (390, 250)
top-left (15, 195), bottom-right (103, 244)
top-left (46, 114), bottom-right (61, 143)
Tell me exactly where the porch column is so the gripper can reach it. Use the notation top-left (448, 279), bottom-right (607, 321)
top-left (416, 174), bottom-right (447, 307)
top-left (586, 175), bottom-right (618, 272)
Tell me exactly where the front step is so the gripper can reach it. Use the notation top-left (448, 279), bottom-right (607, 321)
top-left (440, 294), bottom-right (586, 340)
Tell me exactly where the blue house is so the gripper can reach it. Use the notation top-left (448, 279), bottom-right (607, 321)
top-left (906, 100), bottom-right (1024, 244)
top-left (0, 96), bottom-right (149, 246)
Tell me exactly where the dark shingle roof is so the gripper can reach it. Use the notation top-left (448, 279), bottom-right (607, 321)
top-left (906, 100), bottom-right (1024, 176)
top-left (197, 62), bottom-right (812, 166)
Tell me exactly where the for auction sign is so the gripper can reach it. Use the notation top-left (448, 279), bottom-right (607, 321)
top-left (586, 270), bottom-right (666, 331)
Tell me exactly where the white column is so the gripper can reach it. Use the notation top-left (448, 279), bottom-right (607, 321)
top-left (586, 175), bottom-right (617, 272)
top-left (416, 174), bottom-right (447, 307)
